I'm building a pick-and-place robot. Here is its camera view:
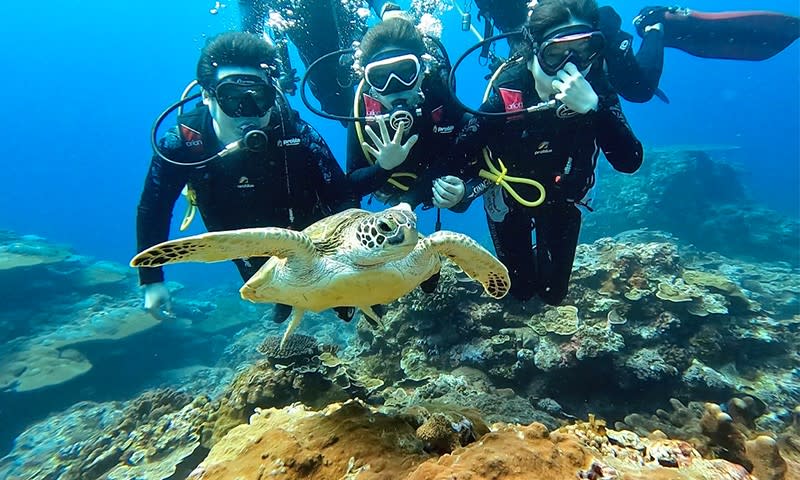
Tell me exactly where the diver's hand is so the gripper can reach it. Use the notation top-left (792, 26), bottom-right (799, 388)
top-left (644, 23), bottom-right (663, 33)
top-left (552, 63), bottom-right (599, 115)
top-left (143, 282), bottom-right (173, 320)
top-left (633, 6), bottom-right (676, 37)
top-left (380, 2), bottom-right (405, 20)
top-left (432, 175), bottom-right (466, 209)
top-left (363, 117), bottom-right (419, 170)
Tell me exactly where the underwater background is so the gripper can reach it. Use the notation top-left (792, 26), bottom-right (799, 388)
top-left (1, 0), bottom-right (799, 479)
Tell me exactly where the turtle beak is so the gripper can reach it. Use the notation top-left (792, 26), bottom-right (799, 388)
top-left (240, 282), bottom-right (258, 301)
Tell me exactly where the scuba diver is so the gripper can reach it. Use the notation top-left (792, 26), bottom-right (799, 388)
top-left (136, 31), bottom-right (356, 324)
top-left (469, 0), bottom-right (799, 103)
top-left (451, 0), bottom-right (643, 305)
top-left (238, 0), bottom-right (404, 120)
top-left (344, 17), bottom-right (469, 212)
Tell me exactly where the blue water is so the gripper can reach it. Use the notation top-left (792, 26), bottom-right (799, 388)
top-left (1, 0), bottom-right (798, 291)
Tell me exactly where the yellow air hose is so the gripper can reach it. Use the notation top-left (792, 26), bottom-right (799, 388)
top-left (179, 185), bottom-right (198, 231)
top-left (477, 58), bottom-right (546, 208)
top-left (178, 80), bottom-right (200, 230)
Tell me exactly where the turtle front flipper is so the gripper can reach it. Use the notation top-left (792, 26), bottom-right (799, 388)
top-left (424, 231), bottom-right (510, 299)
top-left (130, 227), bottom-right (316, 267)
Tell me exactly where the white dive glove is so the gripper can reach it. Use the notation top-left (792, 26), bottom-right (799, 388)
top-left (362, 116), bottom-right (419, 170)
top-left (432, 175), bottom-right (466, 209)
top-left (143, 282), bottom-right (173, 320)
top-left (552, 62), bottom-right (599, 114)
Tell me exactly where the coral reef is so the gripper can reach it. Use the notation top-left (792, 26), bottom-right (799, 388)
top-left (1, 143), bottom-right (799, 480)
top-left (203, 334), bottom-right (386, 447)
top-left (188, 400), bottom-right (762, 480)
top-left (581, 148), bottom-right (800, 266)
top-left (0, 388), bottom-right (212, 480)
top-left (347, 231), bottom-right (799, 420)
top-left (617, 396), bottom-right (800, 479)
top-left (190, 400), bottom-right (433, 480)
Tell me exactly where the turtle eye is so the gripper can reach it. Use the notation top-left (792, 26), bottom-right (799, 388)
top-left (377, 220), bottom-right (395, 234)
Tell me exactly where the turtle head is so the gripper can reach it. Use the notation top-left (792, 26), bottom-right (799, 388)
top-left (351, 203), bottom-right (418, 266)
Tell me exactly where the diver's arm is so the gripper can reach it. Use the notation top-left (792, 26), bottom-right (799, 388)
top-left (367, 0), bottom-right (402, 19)
top-left (599, 6), bottom-right (664, 103)
top-left (346, 122), bottom-right (393, 199)
top-left (449, 101), bottom-right (503, 212)
top-left (298, 119), bottom-right (359, 211)
top-left (135, 128), bottom-right (190, 285)
top-left (594, 94), bottom-right (644, 174)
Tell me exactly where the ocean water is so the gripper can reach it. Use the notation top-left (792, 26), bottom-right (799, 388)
top-left (0, 0), bottom-right (799, 477)
top-left (2, 0), bottom-right (797, 289)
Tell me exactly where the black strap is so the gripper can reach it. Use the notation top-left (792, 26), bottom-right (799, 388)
top-left (479, 11), bottom-right (494, 60)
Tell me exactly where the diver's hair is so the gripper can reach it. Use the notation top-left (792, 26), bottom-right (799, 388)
top-left (196, 31), bottom-right (278, 90)
top-left (359, 18), bottom-right (427, 62)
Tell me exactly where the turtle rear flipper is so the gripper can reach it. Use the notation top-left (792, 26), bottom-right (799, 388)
top-left (425, 231), bottom-right (511, 299)
top-left (359, 305), bottom-right (386, 330)
top-left (280, 308), bottom-right (307, 349)
top-left (130, 227), bottom-right (316, 267)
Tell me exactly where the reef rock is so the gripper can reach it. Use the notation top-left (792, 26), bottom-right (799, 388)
top-left (189, 400), bottom-right (760, 480)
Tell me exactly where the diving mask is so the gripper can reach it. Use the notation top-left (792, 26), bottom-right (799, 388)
top-left (364, 53), bottom-right (422, 95)
top-left (211, 74), bottom-right (276, 118)
top-left (536, 26), bottom-right (605, 76)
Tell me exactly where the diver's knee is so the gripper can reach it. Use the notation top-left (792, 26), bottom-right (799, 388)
top-left (537, 285), bottom-right (569, 306)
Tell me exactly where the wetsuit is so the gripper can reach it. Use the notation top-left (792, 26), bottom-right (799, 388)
top-left (239, 0), bottom-right (395, 118)
top-left (347, 66), bottom-right (468, 210)
top-left (136, 102), bottom-right (355, 286)
top-left (453, 62), bottom-right (643, 304)
top-left (473, 0), bottom-right (665, 103)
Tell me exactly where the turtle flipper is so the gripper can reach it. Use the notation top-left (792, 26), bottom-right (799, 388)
top-left (360, 305), bottom-right (385, 330)
top-left (280, 308), bottom-right (306, 349)
top-left (424, 231), bottom-right (510, 299)
top-left (130, 228), bottom-right (316, 267)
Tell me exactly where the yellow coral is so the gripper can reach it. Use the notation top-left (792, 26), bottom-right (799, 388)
top-left (607, 309), bottom-right (627, 325)
top-left (416, 413), bottom-right (460, 454)
top-left (530, 305), bottom-right (581, 336)
top-left (655, 280), bottom-right (696, 302)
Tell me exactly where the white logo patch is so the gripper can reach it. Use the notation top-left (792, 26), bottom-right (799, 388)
top-left (484, 186), bottom-right (509, 222)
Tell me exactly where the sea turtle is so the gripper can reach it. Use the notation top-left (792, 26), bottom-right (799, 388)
top-left (130, 203), bottom-right (510, 346)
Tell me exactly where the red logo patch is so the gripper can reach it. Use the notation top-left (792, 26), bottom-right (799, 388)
top-left (431, 105), bottom-right (445, 124)
top-left (362, 94), bottom-right (383, 117)
top-left (499, 88), bottom-right (524, 112)
top-left (179, 124), bottom-right (204, 152)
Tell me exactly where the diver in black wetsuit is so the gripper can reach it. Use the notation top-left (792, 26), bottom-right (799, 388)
top-left (347, 18), bottom-right (469, 212)
top-left (136, 32), bottom-right (356, 323)
top-left (473, 0), bottom-right (666, 102)
top-left (472, 0), bottom-right (799, 103)
top-left (239, 0), bottom-right (404, 119)
top-left (452, 0), bottom-right (643, 305)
